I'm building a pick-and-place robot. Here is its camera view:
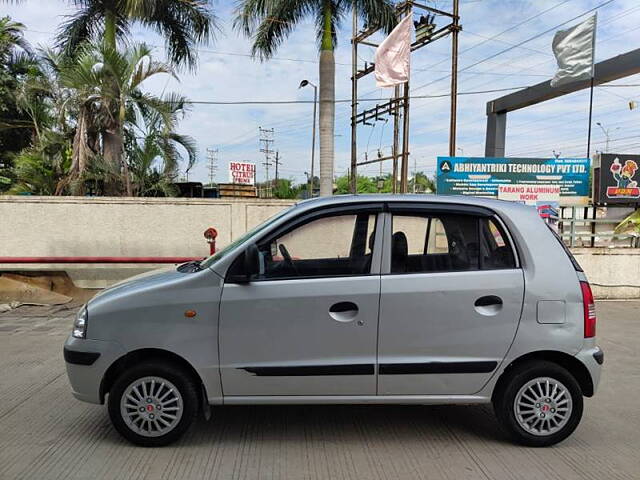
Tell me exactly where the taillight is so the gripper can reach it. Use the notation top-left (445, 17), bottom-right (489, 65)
top-left (580, 281), bottom-right (596, 338)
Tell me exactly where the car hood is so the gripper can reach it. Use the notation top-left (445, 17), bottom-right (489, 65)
top-left (88, 265), bottom-right (222, 318)
top-left (91, 267), bottom-right (177, 300)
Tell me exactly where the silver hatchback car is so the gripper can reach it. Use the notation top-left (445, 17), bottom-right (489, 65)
top-left (64, 195), bottom-right (603, 447)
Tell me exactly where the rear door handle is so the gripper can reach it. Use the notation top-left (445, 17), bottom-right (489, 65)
top-left (474, 295), bottom-right (503, 316)
top-left (475, 295), bottom-right (502, 307)
top-left (329, 302), bottom-right (359, 323)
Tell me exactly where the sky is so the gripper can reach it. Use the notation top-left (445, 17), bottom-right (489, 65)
top-left (3, 0), bottom-right (640, 185)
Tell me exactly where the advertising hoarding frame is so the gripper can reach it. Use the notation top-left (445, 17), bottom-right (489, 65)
top-left (436, 156), bottom-right (591, 206)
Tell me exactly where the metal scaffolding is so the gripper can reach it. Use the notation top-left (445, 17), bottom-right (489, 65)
top-left (350, 0), bottom-right (460, 193)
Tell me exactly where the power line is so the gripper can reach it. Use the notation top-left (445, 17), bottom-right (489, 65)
top-left (183, 86), bottom-right (532, 105)
top-left (179, 84), bottom-right (640, 107)
top-left (412, 0), bottom-right (616, 93)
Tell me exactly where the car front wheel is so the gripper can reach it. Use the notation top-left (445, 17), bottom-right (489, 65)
top-left (493, 361), bottom-right (583, 447)
top-left (107, 361), bottom-right (199, 447)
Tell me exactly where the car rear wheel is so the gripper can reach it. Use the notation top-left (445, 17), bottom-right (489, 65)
top-left (108, 361), bottom-right (199, 447)
top-left (493, 361), bottom-right (583, 447)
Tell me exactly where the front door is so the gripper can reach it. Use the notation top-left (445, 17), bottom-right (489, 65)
top-left (219, 207), bottom-right (383, 396)
top-left (377, 206), bottom-right (525, 395)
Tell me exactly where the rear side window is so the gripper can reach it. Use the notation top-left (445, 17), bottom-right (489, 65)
top-left (391, 213), bottom-right (517, 274)
top-left (480, 218), bottom-right (516, 269)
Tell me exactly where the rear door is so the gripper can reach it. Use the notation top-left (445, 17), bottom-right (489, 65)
top-left (377, 204), bottom-right (524, 395)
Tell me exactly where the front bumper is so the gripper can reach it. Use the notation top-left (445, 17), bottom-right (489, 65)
top-left (63, 336), bottom-right (126, 404)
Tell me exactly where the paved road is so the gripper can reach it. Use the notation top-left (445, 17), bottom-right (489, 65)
top-left (0, 301), bottom-right (638, 480)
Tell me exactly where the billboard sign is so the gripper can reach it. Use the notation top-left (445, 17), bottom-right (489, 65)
top-left (497, 184), bottom-right (560, 205)
top-left (436, 156), bottom-right (590, 205)
top-left (228, 161), bottom-right (256, 185)
top-left (596, 153), bottom-right (640, 204)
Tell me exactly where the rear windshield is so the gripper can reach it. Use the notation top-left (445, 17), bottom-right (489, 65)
top-left (547, 224), bottom-right (583, 272)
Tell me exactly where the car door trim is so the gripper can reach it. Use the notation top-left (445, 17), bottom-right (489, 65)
top-left (239, 364), bottom-right (375, 376)
top-left (238, 361), bottom-right (498, 377)
top-left (378, 361), bottom-right (498, 375)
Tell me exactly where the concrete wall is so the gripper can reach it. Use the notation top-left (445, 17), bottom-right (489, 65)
top-left (1, 196), bottom-right (638, 298)
top-left (0, 196), bottom-right (294, 287)
top-left (572, 248), bottom-right (640, 299)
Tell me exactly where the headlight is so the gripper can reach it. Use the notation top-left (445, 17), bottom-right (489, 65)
top-left (72, 307), bottom-right (88, 339)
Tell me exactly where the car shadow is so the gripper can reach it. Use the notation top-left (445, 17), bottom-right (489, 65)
top-left (184, 403), bottom-right (508, 447)
top-left (93, 403), bottom-right (510, 447)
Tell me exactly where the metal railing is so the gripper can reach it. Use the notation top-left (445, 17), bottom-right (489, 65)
top-left (559, 207), bottom-right (639, 248)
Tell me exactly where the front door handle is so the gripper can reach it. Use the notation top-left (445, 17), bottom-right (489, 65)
top-left (474, 295), bottom-right (503, 316)
top-left (329, 302), bottom-right (359, 323)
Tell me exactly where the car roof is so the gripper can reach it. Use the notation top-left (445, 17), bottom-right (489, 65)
top-left (293, 194), bottom-right (535, 218)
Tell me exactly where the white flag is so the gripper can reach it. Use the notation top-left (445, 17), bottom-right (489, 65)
top-left (550, 14), bottom-right (597, 88)
top-left (374, 14), bottom-right (413, 88)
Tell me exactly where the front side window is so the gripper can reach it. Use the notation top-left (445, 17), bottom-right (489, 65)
top-left (390, 213), bottom-right (516, 274)
top-left (257, 212), bottom-right (377, 280)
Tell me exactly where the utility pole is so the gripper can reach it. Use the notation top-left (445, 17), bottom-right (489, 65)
top-left (350, 2), bottom-right (358, 194)
top-left (392, 85), bottom-right (400, 194)
top-left (449, 0), bottom-right (460, 157)
top-left (259, 127), bottom-right (275, 183)
top-left (274, 151), bottom-right (282, 182)
top-left (206, 148), bottom-right (219, 186)
top-left (400, 67), bottom-right (410, 193)
top-left (413, 156), bottom-right (417, 193)
top-left (351, 0), bottom-right (460, 194)
top-left (299, 80), bottom-right (318, 198)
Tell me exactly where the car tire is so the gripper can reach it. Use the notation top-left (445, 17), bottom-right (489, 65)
top-left (107, 360), bottom-right (199, 447)
top-left (493, 361), bottom-right (583, 447)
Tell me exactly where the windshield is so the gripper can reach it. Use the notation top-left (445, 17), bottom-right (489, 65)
top-left (199, 205), bottom-right (295, 269)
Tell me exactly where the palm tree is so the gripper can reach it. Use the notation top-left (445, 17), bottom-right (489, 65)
top-left (0, 16), bottom-right (38, 190)
top-left (127, 92), bottom-right (197, 196)
top-left (52, 1), bottom-right (213, 188)
top-left (235, 0), bottom-right (396, 196)
top-left (56, 0), bottom-right (216, 71)
top-left (56, 42), bottom-right (185, 194)
top-left (0, 16), bottom-right (31, 60)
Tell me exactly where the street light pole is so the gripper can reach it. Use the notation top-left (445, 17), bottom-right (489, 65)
top-left (300, 80), bottom-right (318, 198)
top-left (596, 122), bottom-right (620, 153)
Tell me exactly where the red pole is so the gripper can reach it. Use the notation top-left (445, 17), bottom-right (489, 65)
top-left (203, 227), bottom-right (218, 255)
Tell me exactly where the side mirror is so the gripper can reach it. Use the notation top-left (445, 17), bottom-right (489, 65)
top-left (228, 243), bottom-right (260, 284)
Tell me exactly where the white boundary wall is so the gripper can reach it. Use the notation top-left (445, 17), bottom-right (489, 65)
top-left (0, 196), bottom-right (638, 297)
top-left (0, 196), bottom-right (294, 287)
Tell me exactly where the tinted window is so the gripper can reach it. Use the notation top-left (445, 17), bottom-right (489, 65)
top-left (390, 213), bottom-right (517, 274)
top-left (257, 213), bottom-right (377, 280)
top-left (391, 214), bottom-right (479, 273)
top-left (480, 218), bottom-right (516, 269)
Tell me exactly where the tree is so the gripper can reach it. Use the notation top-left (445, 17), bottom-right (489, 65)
top-left (57, 42), bottom-right (182, 194)
top-left (49, 0), bottom-right (214, 189)
top-left (8, 42), bottom-right (195, 196)
top-left (335, 173), bottom-right (378, 194)
top-left (126, 93), bottom-right (197, 196)
top-left (235, 0), bottom-right (396, 197)
top-left (0, 16), bottom-right (38, 190)
top-left (56, 0), bottom-right (216, 71)
top-left (409, 171), bottom-right (436, 193)
top-left (271, 178), bottom-right (300, 199)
